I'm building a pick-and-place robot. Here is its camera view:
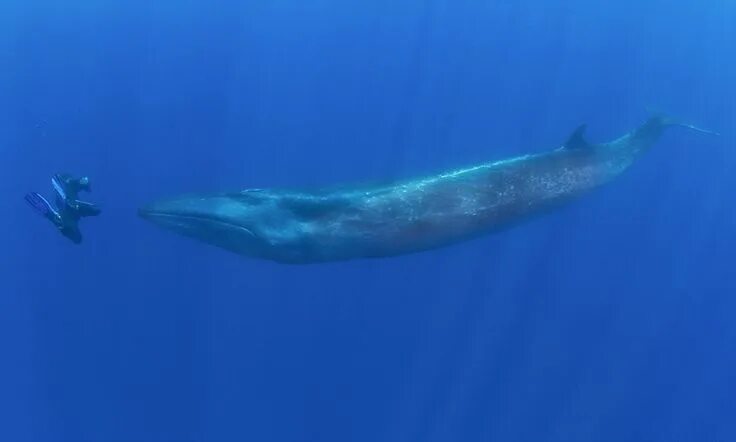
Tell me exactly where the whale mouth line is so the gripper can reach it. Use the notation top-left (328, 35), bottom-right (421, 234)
top-left (139, 210), bottom-right (257, 237)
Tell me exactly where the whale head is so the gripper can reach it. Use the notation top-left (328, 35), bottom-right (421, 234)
top-left (138, 190), bottom-right (274, 258)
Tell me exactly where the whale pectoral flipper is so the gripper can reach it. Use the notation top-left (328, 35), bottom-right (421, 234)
top-left (563, 125), bottom-right (591, 150)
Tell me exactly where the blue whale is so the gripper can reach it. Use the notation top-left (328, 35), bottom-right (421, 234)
top-left (139, 117), bottom-right (714, 264)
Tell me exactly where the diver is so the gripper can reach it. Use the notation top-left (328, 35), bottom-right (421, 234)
top-left (24, 174), bottom-right (101, 244)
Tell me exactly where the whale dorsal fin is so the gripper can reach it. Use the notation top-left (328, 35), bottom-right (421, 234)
top-left (563, 124), bottom-right (591, 149)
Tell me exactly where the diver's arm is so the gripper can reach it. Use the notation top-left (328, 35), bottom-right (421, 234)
top-left (74, 200), bottom-right (101, 217)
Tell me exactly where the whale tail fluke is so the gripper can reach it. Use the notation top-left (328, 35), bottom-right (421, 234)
top-left (628, 113), bottom-right (719, 150)
top-left (644, 111), bottom-right (720, 136)
top-left (664, 118), bottom-right (720, 136)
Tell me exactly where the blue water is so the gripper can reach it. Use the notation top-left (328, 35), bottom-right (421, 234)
top-left (2, 1), bottom-right (735, 441)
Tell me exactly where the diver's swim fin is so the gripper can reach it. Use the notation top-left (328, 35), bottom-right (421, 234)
top-left (51, 175), bottom-right (67, 201)
top-left (25, 192), bottom-right (59, 220)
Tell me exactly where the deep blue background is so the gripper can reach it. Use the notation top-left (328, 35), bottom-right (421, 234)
top-left (2, 1), bottom-right (735, 441)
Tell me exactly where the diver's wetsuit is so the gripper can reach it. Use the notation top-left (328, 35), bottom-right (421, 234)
top-left (25, 174), bottom-right (101, 244)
